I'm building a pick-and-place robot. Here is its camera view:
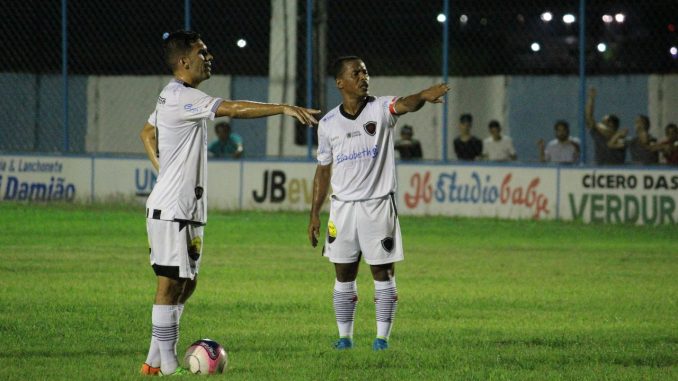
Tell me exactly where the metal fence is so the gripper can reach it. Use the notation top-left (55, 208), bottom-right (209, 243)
top-left (1, 0), bottom-right (677, 163)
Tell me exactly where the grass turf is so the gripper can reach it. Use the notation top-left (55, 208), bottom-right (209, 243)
top-left (0, 202), bottom-right (677, 380)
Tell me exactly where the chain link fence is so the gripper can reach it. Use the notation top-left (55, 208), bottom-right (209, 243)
top-left (1, 0), bottom-right (676, 163)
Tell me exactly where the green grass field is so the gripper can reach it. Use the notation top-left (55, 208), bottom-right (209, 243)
top-left (1, 202), bottom-right (677, 380)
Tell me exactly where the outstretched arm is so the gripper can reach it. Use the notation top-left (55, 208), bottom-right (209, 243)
top-left (308, 164), bottom-right (331, 247)
top-left (393, 83), bottom-right (450, 115)
top-left (216, 101), bottom-right (320, 126)
top-left (140, 122), bottom-right (159, 171)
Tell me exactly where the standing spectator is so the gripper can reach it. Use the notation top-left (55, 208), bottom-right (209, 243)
top-left (482, 120), bottom-right (517, 161)
top-left (585, 87), bottom-right (625, 165)
top-left (538, 120), bottom-right (580, 164)
top-left (609, 115), bottom-right (659, 165)
top-left (394, 124), bottom-right (423, 160)
top-left (209, 122), bottom-right (244, 158)
top-left (658, 123), bottom-right (678, 165)
top-left (453, 113), bottom-right (483, 161)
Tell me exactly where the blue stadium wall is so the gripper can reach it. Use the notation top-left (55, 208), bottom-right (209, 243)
top-left (0, 73), bottom-right (657, 161)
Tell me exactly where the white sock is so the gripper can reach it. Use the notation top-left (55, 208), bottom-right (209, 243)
top-left (177, 304), bottom-right (185, 322)
top-left (174, 304), bottom-right (185, 355)
top-left (333, 280), bottom-right (358, 338)
top-left (152, 304), bottom-right (180, 374)
top-left (144, 305), bottom-right (161, 368)
top-left (374, 278), bottom-right (398, 340)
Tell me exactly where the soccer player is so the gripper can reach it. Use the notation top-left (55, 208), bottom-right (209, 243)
top-left (139, 30), bottom-right (319, 376)
top-left (307, 56), bottom-right (448, 351)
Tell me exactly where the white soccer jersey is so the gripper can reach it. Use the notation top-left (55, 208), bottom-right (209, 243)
top-left (317, 96), bottom-right (400, 201)
top-left (146, 79), bottom-right (222, 224)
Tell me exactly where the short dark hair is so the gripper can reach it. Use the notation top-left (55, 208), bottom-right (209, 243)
top-left (215, 122), bottom-right (230, 132)
top-left (488, 120), bottom-right (501, 130)
top-left (637, 114), bottom-right (650, 130)
top-left (163, 30), bottom-right (202, 72)
top-left (401, 125), bottom-right (413, 135)
top-left (666, 123), bottom-right (678, 133)
top-left (460, 113), bottom-right (473, 124)
top-left (331, 56), bottom-right (362, 79)
top-left (554, 120), bottom-right (569, 132)
top-left (607, 114), bottom-right (620, 129)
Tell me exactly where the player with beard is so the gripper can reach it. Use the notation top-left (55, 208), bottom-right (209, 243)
top-left (140, 30), bottom-right (319, 375)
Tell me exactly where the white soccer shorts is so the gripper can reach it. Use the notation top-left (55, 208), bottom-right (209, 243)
top-left (146, 218), bottom-right (204, 280)
top-left (323, 194), bottom-right (404, 265)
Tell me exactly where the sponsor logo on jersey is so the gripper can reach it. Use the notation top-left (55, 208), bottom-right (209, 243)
top-left (195, 186), bottom-right (204, 200)
top-left (157, 96), bottom-right (166, 105)
top-left (346, 131), bottom-right (362, 138)
top-left (363, 121), bottom-right (377, 136)
top-left (327, 220), bottom-right (337, 243)
top-left (184, 103), bottom-right (200, 113)
top-left (336, 145), bottom-right (379, 165)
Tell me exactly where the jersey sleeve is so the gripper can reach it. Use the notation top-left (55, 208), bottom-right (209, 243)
top-left (147, 110), bottom-right (157, 126)
top-left (180, 87), bottom-right (223, 121)
top-left (380, 96), bottom-right (400, 128)
top-left (316, 122), bottom-right (333, 165)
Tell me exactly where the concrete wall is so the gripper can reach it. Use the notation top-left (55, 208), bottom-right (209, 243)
top-left (0, 73), bottom-right (87, 152)
top-left (2, 73), bottom-right (676, 162)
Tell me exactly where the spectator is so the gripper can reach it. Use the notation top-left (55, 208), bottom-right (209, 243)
top-left (538, 120), bottom-right (580, 164)
top-left (209, 122), bottom-right (243, 158)
top-left (658, 123), bottom-right (678, 165)
top-left (585, 87), bottom-right (625, 165)
top-left (453, 113), bottom-right (483, 161)
top-left (394, 124), bottom-right (423, 160)
top-left (609, 115), bottom-right (659, 165)
top-left (482, 120), bottom-right (517, 161)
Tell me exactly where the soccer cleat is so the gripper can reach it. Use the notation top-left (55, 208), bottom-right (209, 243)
top-left (160, 366), bottom-right (190, 376)
top-left (140, 363), bottom-right (161, 376)
top-left (334, 337), bottom-right (353, 350)
top-left (372, 338), bottom-right (389, 351)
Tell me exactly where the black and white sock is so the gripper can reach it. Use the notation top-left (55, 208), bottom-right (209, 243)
top-left (333, 280), bottom-right (358, 338)
top-left (152, 304), bottom-right (180, 374)
top-left (374, 278), bottom-right (398, 340)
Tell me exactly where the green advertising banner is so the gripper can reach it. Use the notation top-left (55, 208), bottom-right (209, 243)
top-left (559, 168), bottom-right (678, 225)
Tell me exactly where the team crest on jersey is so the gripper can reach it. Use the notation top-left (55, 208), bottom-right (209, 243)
top-left (327, 220), bottom-right (337, 244)
top-left (363, 121), bottom-right (377, 136)
top-left (381, 237), bottom-right (394, 252)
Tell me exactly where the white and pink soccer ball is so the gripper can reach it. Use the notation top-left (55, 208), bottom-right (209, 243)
top-left (183, 339), bottom-right (228, 375)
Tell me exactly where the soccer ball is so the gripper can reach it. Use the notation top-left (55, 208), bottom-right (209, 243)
top-left (183, 339), bottom-right (228, 375)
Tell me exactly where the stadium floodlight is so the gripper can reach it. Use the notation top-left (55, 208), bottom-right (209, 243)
top-left (540, 12), bottom-right (553, 22)
top-left (615, 13), bottom-right (625, 23)
top-left (563, 14), bottom-right (576, 24)
top-left (437, 13), bottom-right (447, 23)
top-left (531, 42), bottom-right (541, 52)
top-left (459, 14), bottom-right (468, 24)
top-left (671, 46), bottom-right (678, 58)
top-left (597, 43), bottom-right (607, 53)
top-left (602, 14), bottom-right (613, 24)
top-left (237, 39), bottom-right (247, 48)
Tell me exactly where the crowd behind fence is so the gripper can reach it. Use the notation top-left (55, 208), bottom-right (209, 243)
top-left (1, 0), bottom-right (677, 165)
